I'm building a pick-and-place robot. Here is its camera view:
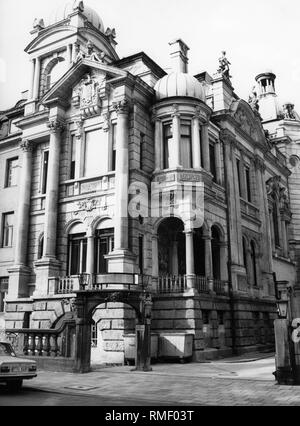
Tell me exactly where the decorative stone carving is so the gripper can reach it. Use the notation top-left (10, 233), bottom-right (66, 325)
top-left (266, 175), bottom-right (281, 196)
top-left (248, 86), bottom-right (261, 119)
top-left (33, 18), bottom-right (45, 31)
top-left (105, 28), bottom-right (117, 44)
top-left (74, 116), bottom-right (84, 140)
top-left (113, 99), bottom-right (130, 115)
top-left (20, 140), bottom-right (33, 152)
top-left (86, 40), bottom-right (106, 63)
top-left (102, 111), bottom-right (111, 132)
top-left (76, 198), bottom-right (98, 213)
top-left (77, 73), bottom-right (101, 116)
top-left (73, 0), bottom-right (84, 12)
top-left (289, 155), bottom-right (300, 168)
top-left (217, 51), bottom-right (231, 79)
top-left (47, 119), bottom-right (65, 133)
top-left (171, 104), bottom-right (180, 118)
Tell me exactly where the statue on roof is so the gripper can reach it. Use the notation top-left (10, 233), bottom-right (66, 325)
top-left (33, 18), bottom-right (45, 31)
top-left (248, 86), bottom-right (259, 111)
top-left (218, 51), bottom-right (231, 79)
top-left (283, 103), bottom-right (296, 120)
top-left (86, 40), bottom-right (105, 63)
top-left (105, 28), bottom-right (117, 44)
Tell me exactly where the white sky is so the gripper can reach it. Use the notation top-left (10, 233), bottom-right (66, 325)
top-left (0, 0), bottom-right (300, 111)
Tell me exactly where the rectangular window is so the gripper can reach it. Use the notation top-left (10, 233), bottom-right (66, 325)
top-left (84, 129), bottom-right (108, 177)
top-left (94, 229), bottom-right (114, 274)
top-left (2, 212), bottom-right (14, 247)
top-left (245, 167), bottom-right (251, 202)
top-left (68, 234), bottom-right (87, 275)
top-left (41, 150), bottom-right (49, 194)
top-left (140, 133), bottom-right (145, 170)
top-left (202, 310), bottom-right (210, 324)
top-left (236, 159), bottom-right (242, 196)
top-left (0, 277), bottom-right (8, 312)
top-left (5, 157), bottom-right (18, 187)
top-left (111, 124), bottom-right (116, 172)
top-left (180, 123), bottom-right (192, 168)
top-left (209, 143), bottom-right (216, 181)
top-left (70, 135), bottom-right (76, 180)
top-left (163, 123), bottom-right (174, 169)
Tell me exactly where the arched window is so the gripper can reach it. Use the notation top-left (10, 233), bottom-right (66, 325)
top-left (67, 223), bottom-right (87, 276)
top-left (45, 58), bottom-right (67, 92)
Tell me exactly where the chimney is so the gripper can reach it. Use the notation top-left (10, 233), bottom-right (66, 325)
top-left (169, 39), bottom-right (189, 73)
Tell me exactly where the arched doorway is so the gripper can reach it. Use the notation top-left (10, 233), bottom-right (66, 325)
top-left (157, 217), bottom-right (186, 276)
top-left (90, 301), bottom-right (136, 366)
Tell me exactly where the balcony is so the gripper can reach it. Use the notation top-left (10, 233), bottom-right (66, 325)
top-left (63, 173), bottom-right (115, 198)
top-left (49, 273), bottom-right (149, 295)
top-left (240, 198), bottom-right (260, 220)
top-left (157, 275), bottom-right (228, 295)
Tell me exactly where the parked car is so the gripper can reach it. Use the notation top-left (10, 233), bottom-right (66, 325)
top-left (0, 341), bottom-right (37, 391)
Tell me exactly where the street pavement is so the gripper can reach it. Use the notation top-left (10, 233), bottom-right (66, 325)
top-left (3, 352), bottom-right (300, 406)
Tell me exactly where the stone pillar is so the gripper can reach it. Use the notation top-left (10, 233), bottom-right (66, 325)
top-left (43, 120), bottom-right (64, 259)
top-left (72, 43), bottom-right (78, 63)
top-left (215, 140), bottom-right (222, 184)
top-left (15, 140), bottom-right (33, 265)
top-left (203, 233), bottom-right (213, 279)
top-left (86, 234), bottom-right (94, 282)
top-left (185, 229), bottom-right (195, 289)
top-left (154, 118), bottom-right (163, 171)
top-left (192, 114), bottom-right (201, 168)
top-left (107, 99), bottom-right (136, 273)
top-left (171, 240), bottom-right (179, 276)
top-left (74, 318), bottom-right (92, 373)
top-left (172, 105), bottom-right (181, 167)
top-left (33, 57), bottom-right (41, 100)
top-left (201, 123), bottom-right (210, 172)
top-left (151, 235), bottom-right (159, 291)
top-left (7, 141), bottom-right (33, 298)
top-left (29, 60), bottom-right (35, 99)
top-left (34, 119), bottom-right (64, 296)
top-left (67, 44), bottom-right (73, 65)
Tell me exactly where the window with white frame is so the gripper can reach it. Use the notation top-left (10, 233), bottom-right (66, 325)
top-left (180, 122), bottom-right (192, 168)
top-left (84, 129), bottom-right (109, 177)
top-left (67, 223), bottom-right (87, 276)
top-left (0, 277), bottom-right (8, 312)
top-left (5, 157), bottom-right (18, 187)
top-left (2, 212), bottom-right (14, 247)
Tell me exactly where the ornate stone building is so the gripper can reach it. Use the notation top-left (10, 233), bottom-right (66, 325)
top-left (0, 1), bottom-right (297, 367)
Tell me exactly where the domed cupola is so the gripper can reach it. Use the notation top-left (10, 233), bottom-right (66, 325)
top-left (154, 39), bottom-right (205, 102)
top-left (47, 0), bottom-right (105, 32)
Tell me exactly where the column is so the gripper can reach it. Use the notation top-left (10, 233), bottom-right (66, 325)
top-left (185, 229), bottom-right (195, 289)
top-left (154, 119), bottom-right (162, 171)
top-left (33, 57), bottom-right (41, 100)
top-left (113, 99), bottom-right (129, 251)
top-left (281, 219), bottom-right (288, 257)
top-left (7, 140), bottom-right (33, 298)
top-left (172, 105), bottom-right (181, 167)
top-left (151, 235), bottom-right (159, 291)
top-left (67, 44), bottom-right (73, 65)
top-left (43, 119), bottom-right (65, 259)
top-left (192, 115), bottom-right (201, 168)
top-left (201, 123), bottom-right (210, 172)
top-left (72, 43), bottom-right (78, 63)
top-left (14, 140), bottom-right (33, 265)
top-left (29, 60), bottom-right (35, 99)
top-left (171, 240), bottom-right (179, 276)
top-left (215, 140), bottom-right (222, 184)
top-left (204, 232), bottom-right (214, 292)
top-left (86, 234), bottom-right (94, 280)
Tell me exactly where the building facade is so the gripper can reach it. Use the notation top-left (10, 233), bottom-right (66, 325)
top-left (0, 1), bottom-right (297, 366)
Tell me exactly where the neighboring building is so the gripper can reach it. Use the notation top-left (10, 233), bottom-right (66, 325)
top-left (0, 1), bottom-right (297, 366)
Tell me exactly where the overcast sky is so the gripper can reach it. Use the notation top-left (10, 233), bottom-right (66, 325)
top-left (0, 0), bottom-right (299, 111)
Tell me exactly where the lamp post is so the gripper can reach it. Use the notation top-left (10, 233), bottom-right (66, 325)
top-left (273, 280), bottom-right (295, 385)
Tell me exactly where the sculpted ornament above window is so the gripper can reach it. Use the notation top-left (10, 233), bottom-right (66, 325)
top-left (72, 73), bottom-right (103, 116)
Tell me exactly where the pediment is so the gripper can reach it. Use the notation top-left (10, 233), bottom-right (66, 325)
top-left (230, 99), bottom-right (266, 145)
top-left (25, 26), bottom-right (76, 54)
top-left (41, 58), bottom-right (128, 108)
